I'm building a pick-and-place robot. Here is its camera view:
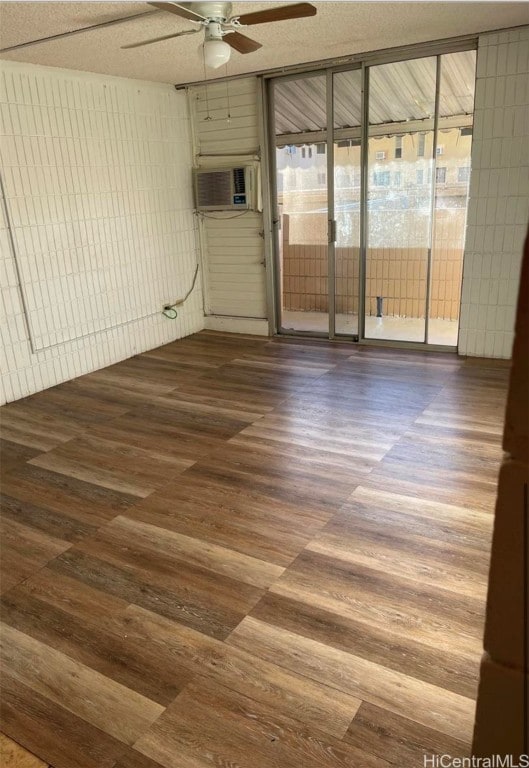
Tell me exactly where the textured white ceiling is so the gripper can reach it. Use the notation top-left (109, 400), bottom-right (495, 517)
top-left (1, 1), bottom-right (528, 85)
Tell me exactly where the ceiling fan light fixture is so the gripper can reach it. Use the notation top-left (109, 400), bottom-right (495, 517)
top-left (203, 38), bottom-right (231, 68)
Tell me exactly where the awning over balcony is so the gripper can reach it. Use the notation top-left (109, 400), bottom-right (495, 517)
top-left (274, 50), bottom-right (476, 138)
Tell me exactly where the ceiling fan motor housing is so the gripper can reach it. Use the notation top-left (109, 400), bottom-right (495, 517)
top-left (205, 21), bottom-right (226, 41)
top-left (191, 2), bottom-right (233, 23)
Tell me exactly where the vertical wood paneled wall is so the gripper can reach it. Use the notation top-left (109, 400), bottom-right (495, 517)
top-left (188, 78), bottom-right (268, 331)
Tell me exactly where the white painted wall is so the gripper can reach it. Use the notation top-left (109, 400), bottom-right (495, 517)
top-left (459, 26), bottom-right (529, 358)
top-left (188, 77), bottom-right (269, 336)
top-left (0, 61), bottom-right (204, 404)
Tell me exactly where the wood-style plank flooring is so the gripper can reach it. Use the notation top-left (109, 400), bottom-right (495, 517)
top-left (0, 331), bottom-right (509, 768)
top-left (1, 733), bottom-right (49, 768)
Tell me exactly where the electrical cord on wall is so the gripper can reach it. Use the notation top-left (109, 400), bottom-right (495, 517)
top-left (198, 210), bottom-right (252, 220)
top-left (162, 263), bottom-right (200, 319)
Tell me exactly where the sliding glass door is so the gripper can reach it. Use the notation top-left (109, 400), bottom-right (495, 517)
top-left (428, 52), bottom-right (474, 345)
top-left (272, 74), bottom-right (329, 335)
top-left (365, 56), bottom-right (436, 342)
top-left (275, 141), bottom-right (329, 334)
top-left (333, 70), bottom-right (362, 336)
top-left (269, 46), bottom-right (476, 348)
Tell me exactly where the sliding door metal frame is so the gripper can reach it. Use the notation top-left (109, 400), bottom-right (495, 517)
top-left (266, 77), bottom-right (282, 335)
top-left (326, 68), bottom-right (335, 339)
top-left (331, 66), bottom-right (363, 341)
top-left (358, 338), bottom-right (457, 353)
top-left (424, 55), bottom-right (443, 345)
top-left (271, 69), bottom-right (331, 338)
top-left (257, 76), bottom-right (277, 336)
top-left (278, 329), bottom-right (329, 340)
top-left (358, 61), bottom-right (369, 343)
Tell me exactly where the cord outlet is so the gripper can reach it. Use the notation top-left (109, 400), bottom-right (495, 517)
top-left (162, 304), bottom-right (178, 319)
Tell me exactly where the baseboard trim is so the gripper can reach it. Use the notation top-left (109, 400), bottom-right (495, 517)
top-left (204, 316), bottom-right (270, 336)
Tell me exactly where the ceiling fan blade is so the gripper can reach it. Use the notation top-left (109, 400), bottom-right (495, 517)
top-left (122, 28), bottom-right (200, 49)
top-left (226, 31), bottom-right (262, 54)
top-left (236, 3), bottom-right (316, 26)
top-left (147, 2), bottom-right (208, 22)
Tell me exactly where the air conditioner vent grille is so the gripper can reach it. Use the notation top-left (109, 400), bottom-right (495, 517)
top-left (233, 167), bottom-right (246, 194)
top-left (196, 171), bottom-right (232, 208)
top-left (193, 166), bottom-right (251, 211)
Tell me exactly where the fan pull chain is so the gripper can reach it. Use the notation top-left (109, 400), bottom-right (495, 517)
top-left (225, 66), bottom-right (231, 124)
top-left (202, 46), bottom-right (212, 121)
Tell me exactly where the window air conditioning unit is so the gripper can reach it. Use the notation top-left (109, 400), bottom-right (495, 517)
top-left (375, 151), bottom-right (386, 160)
top-left (194, 166), bottom-right (254, 211)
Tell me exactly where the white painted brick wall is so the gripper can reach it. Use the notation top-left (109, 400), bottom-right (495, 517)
top-left (0, 61), bottom-right (204, 404)
top-left (459, 27), bottom-right (529, 358)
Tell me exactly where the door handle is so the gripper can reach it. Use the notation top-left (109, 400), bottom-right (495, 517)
top-left (328, 219), bottom-right (337, 244)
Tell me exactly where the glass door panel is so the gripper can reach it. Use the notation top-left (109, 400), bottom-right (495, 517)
top-left (428, 50), bottom-right (476, 346)
top-left (273, 75), bottom-right (328, 334)
top-left (365, 57), bottom-right (437, 342)
top-left (333, 70), bottom-right (362, 336)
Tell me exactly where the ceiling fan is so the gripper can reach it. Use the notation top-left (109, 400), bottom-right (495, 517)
top-left (121, 2), bottom-right (317, 69)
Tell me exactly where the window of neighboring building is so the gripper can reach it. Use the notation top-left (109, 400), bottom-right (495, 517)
top-left (436, 145), bottom-right (444, 156)
top-left (417, 134), bottom-right (425, 157)
top-left (301, 147), bottom-right (306, 159)
top-left (395, 136), bottom-right (402, 159)
top-left (416, 169), bottom-right (424, 184)
top-left (373, 171), bottom-right (390, 186)
top-left (375, 150), bottom-right (386, 160)
top-left (316, 143), bottom-right (326, 154)
top-left (394, 171), bottom-right (402, 187)
top-left (458, 166), bottom-right (470, 182)
top-left (435, 167), bottom-right (447, 184)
